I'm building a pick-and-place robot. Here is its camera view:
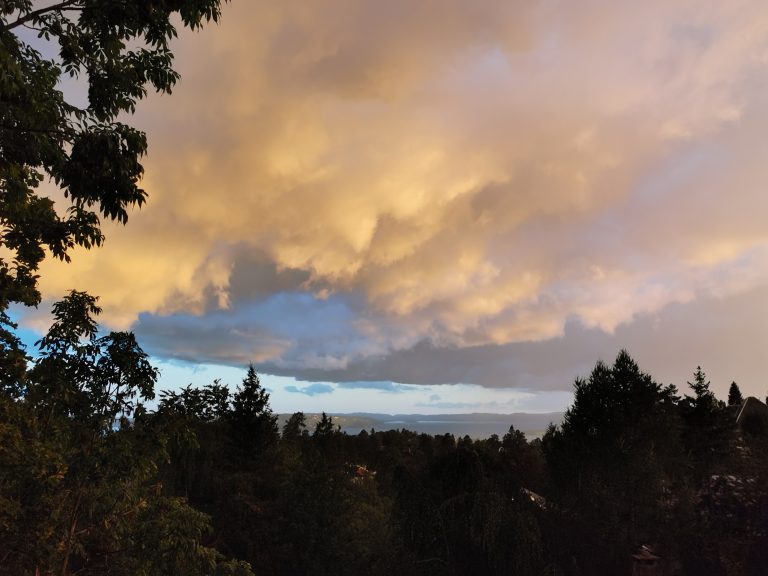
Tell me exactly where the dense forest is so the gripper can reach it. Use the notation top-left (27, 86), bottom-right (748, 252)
top-left (1, 301), bottom-right (767, 575)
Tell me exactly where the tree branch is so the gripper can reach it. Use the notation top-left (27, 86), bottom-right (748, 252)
top-left (3, 0), bottom-right (81, 32)
top-left (0, 123), bottom-right (68, 136)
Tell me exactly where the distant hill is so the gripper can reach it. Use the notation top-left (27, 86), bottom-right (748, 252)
top-left (276, 412), bottom-right (564, 439)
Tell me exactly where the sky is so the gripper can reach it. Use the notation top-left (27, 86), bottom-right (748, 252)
top-left (16, 0), bottom-right (768, 414)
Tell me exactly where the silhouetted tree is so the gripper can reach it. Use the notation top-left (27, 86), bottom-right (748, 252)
top-left (283, 411), bottom-right (308, 439)
top-left (159, 380), bottom-right (231, 422)
top-left (543, 350), bottom-right (684, 575)
top-left (0, 292), bottom-right (252, 574)
top-left (0, 311), bottom-right (27, 396)
top-left (728, 382), bottom-right (744, 406)
top-left (314, 411), bottom-right (338, 437)
top-left (0, 0), bottom-right (228, 308)
top-left (229, 365), bottom-right (279, 459)
top-left (0, 4), bottom-right (259, 572)
top-left (680, 366), bottom-right (731, 480)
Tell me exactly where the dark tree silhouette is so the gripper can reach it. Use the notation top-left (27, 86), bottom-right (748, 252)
top-left (680, 366), bottom-right (730, 480)
top-left (282, 411), bottom-right (308, 440)
top-left (0, 0), bottom-right (228, 308)
top-left (0, 4), bottom-right (256, 573)
top-left (0, 292), bottom-right (253, 574)
top-left (728, 381), bottom-right (744, 406)
top-left (543, 350), bottom-right (684, 575)
top-left (230, 364), bottom-right (279, 458)
top-left (314, 411), bottom-right (338, 437)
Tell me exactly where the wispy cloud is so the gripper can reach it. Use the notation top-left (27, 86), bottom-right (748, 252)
top-left (284, 383), bottom-right (335, 396)
top-left (336, 381), bottom-right (409, 393)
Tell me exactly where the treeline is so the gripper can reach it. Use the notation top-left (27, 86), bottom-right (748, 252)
top-left (1, 297), bottom-right (767, 575)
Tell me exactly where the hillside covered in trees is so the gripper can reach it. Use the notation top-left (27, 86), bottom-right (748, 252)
top-left (1, 317), bottom-right (767, 575)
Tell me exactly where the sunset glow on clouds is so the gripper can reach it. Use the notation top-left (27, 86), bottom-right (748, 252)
top-left (27, 0), bottom-right (768, 410)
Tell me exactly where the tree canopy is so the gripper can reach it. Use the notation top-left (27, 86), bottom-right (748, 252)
top-left (728, 381), bottom-right (744, 407)
top-left (0, 0), bottom-right (227, 308)
top-left (0, 291), bottom-right (254, 575)
top-left (0, 4), bottom-right (260, 574)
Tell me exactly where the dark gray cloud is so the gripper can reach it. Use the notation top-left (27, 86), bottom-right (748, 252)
top-left (225, 247), bottom-right (311, 303)
top-left (135, 284), bottom-right (768, 404)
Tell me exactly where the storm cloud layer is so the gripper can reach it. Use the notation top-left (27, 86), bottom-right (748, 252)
top-left (35, 0), bottom-right (768, 398)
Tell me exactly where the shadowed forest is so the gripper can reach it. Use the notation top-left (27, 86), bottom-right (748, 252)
top-left (2, 311), bottom-right (768, 575)
top-left (2, 2), bottom-right (768, 575)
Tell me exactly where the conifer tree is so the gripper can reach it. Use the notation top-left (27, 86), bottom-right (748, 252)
top-left (314, 411), bottom-right (338, 437)
top-left (282, 411), bottom-right (308, 440)
top-left (681, 366), bottom-right (731, 482)
top-left (230, 365), bottom-right (278, 457)
top-left (684, 366), bottom-right (725, 421)
top-left (542, 350), bottom-right (684, 574)
top-left (728, 381), bottom-right (744, 406)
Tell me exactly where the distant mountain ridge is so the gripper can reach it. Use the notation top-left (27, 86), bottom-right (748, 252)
top-left (276, 412), bottom-right (564, 439)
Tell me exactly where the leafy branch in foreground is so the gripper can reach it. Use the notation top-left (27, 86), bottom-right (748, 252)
top-left (0, 290), bottom-right (254, 575)
top-left (0, 0), bottom-right (228, 308)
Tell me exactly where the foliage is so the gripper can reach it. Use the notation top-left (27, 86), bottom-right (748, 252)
top-left (282, 411), bottom-right (308, 440)
top-left (543, 351), bottom-right (686, 574)
top-left (0, 309), bottom-right (27, 395)
top-left (0, 293), bottom-right (253, 575)
top-left (229, 364), bottom-right (279, 460)
top-left (159, 380), bottom-right (231, 422)
top-left (728, 381), bottom-right (744, 407)
top-left (0, 0), bottom-right (227, 308)
top-left (0, 2), bottom-right (260, 573)
top-left (4, 337), bottom-right (768, 574)
top-left (680, 366), bottom-right (732, 482)
top-left (29, 290), bottom-right (157, 426)
top-left (314, 410), bottom-right (338, 437)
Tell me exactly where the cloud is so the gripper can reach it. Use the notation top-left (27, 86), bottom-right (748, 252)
top-left (132, 290), bottom-right (371, 370)
top-left (284, 383), bottom-right (335, 396)
top-left (336, 381), bottom-right (409, 393)
top-left (30, 0), bottom-right (768, 395)
top-left (252, 284), bottom-right (768, 402)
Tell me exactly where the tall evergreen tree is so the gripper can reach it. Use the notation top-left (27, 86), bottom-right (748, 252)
top-left (229, 365), bottom-right (278, 459)
top-left (542, 350), bottom-right (684, 575)
top-left (680, 366), bottom-right (731, 482)
top-left (314, 411), bottom-right (338, 437)
top-left (687, 366), bottom-right (722, 411)
top-left (728, 382), bottom-right (744, 406)
top-left (282, 411), bottom-right (308, 440)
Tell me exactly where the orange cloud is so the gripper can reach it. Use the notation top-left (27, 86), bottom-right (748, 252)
top-left (33, 0), bottom-right (768, 372)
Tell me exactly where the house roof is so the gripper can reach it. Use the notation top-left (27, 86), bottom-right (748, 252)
top-left (632, 546), bottom-right (660, 561)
